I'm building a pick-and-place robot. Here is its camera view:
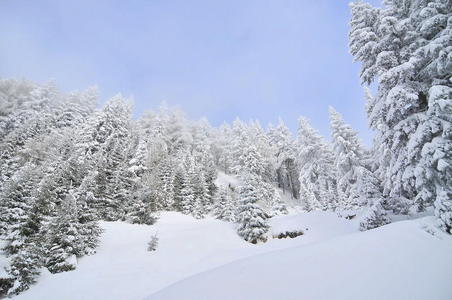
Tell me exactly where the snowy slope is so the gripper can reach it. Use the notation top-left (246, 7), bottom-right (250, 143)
top-left (12, 211), bottom-right (356, 300)
top-left (11, 212), bottom-right (451, 300)
top-left (145, 218), bottom-right (452, 300)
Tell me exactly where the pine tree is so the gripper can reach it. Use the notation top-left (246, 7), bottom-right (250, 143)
top-left (213, 186), bottom-right (236, 222)
top-left (0, 165), bottom-right (44, 296)
top-left (0, 164), bottom-right (40, 253)
top-left (297, 117), bottom-right (337, 211)
top-left (45, 192), bottom-right (80, 273)
top-left (124, 137), bottom-right (157, 224)
top-left (192, 168), bottom-right (210, 217)
top-left (5, 243), bottom-right (42, 296)
top-left (359, 200), bottom-right (390, 231)
top-left (435, 189), bottom-right (452, 234)
top-left (76, 95), bottom-right (133, 220)
top-left (156, 158), bottom-right (175, 210)
top-left (180, 176), bottom-right (195, 216)
top-left (192, 197), bottom-right (205, 219)
top-left (179, 157), bottom-right (196, 215)
top-left (409, 85), bottom-right (451, 229)
top-left (214, 123), bottom-right (234, 173)
top-left (329, 106), bottom-right (362, 209)
top-left (349, 0), bottom-right (452, 231)
top-left (236, 174), bottom-right (269, 244)
top-left (96, 135), bottom-right (130, 221)
top-left (329, 106), bottom-right (383, 210)
top-left (268, 119), bottom-right (300, 200)
top-left (270, 188), bottom-right (288, 216)
top-left (73, 176), bottom-right (103, 255)
top-left (235, 144), bottom-right (266, 178)
top-left (172, 166), bottom-right (185, 212)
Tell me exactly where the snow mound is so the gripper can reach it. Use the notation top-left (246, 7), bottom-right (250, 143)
top-left (11, 211), bottom-right (356, 300)
top-left (145, 218), bottom-right (452, 300)
top-left (269, 211), bottom-right (356, 240)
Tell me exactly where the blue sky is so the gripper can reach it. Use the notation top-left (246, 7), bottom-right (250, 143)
top-left (0, 0), bottom-right (380, 145)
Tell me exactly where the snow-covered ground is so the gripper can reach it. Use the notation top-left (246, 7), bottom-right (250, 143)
top-left (11, 212), bottom-right (452, 300)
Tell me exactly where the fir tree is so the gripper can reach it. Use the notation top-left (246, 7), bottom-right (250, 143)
top-left (73, 176), bottom-right (103, 255)
top-left (5, 243), bottom-right (42, 296)
top-left (172, 166), bottom-right (185, 212)
top-left (179, 158), bottom-right (196, 215)
top-left (268, 119), bottom-right (300, 200)
top-left (192, 168), bottom-right (210, 217)
top-left (349, 0), bottom-right (452, 231)
top-left (156, 158), bottom-right (175, 210)
top-left (297, 117), bottom-right (337, 211)
top-left (359, 200), bottom-right (390, 231)
top-left (45, 192), bottom-right (80, 273)
top-left (213, 186), bottom-right (236, 222)
top-left (0, 163), bottom-right (46, 296)
top-left (270, 188), bottom-right (288, 216)
top-left (236, 174), bottom-right (269, 244)
top-left (329, 106), bottom-right (383, 210)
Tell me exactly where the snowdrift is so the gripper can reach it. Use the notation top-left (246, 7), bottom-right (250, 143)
top-left (11, 212), bottom-right (452, 300)
top-left (11, 211), bottom-right (355, 300)
top-left (145, 218), bottom-right (452, 300)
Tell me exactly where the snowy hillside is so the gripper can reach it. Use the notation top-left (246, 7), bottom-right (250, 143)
top-left (11, 212), bottom-right (452, 300)
top-left (146, 218), bottom-right (452, 300)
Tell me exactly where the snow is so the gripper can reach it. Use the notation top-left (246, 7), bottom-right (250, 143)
top-left (269, 211), bottom-right (356, 241)
top-left (215, 171), bottom-right (240, 188)
top-left (146, 217), bottom-right (452, 300)
top-left (10, 212), bottom-right (452, 300)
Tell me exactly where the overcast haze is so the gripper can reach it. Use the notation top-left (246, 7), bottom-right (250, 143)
top-left (0, 0), bottom-right (381, 145)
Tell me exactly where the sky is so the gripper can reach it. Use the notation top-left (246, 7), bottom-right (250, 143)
top-left (0, 0), bottom-right (381, 145)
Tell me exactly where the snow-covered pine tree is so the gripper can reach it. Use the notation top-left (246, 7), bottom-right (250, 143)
top-left (0, 164), bottom-right (40, 253)
top-left (123, 136), bottom-right (157, 224)
top-left (156, 157), bottom-right (175, 210)
top-left (73, 175), bottom-right (103, 255)
top-left (97, 135), bottom-right (131, 221)
top-left (0, 80), bottom-right (96, 194)
top-left (329, 106), bottom-right (363, 209)
top-left (45, 191), bottom-right (80, 273)
top-left (5, 243), bottom-right (42, 296)
top-left (435, 189), bottom-right (452, 234)
top-left (411, 85), bottom-right (451, 231)
top-left (77, 95), bottom-right (132, 220)
top-left (229, 118), bottom-right (249, 175)
top-left (329, 106), bottom-right (383, 210)
top-left (349, 0), bottom-right (452, 231)
top-left (178, 155), bottom-right (196, 215)
top-left (270, 188), bottom-right (288, 216)
top-left (359, 199), bottom-right (390, 231)
top-left (179, 174), bottom-right (195, 216)
top-left (213, 186), bottom-right (236, 222)
top-left (297, 117), bottom-right (337, 211)
top-left (0, 81), bottom-right (57, 187)
top-left (0, 165), bottom-right (43, 296)
top-left (249, 120), bottom-right (275, 182)
top-left (236, 173), bottom-right (269, 244)
top-left (130, 137), bottom-right (149, 175)
top-left (213, 123), bottom-right (234, 174)
top-left (268, 119), bottom-right (300, 200)
top-left (74, 190), bottom-right (102, 255)
top-left (237, 143), bottom-right (266, 178)
top-left (192, 196), bottom-right (205, 219)
top-left (192, 167), bottom-right (210, 217)
top-left (172, 164), bottom-right (185, 212)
